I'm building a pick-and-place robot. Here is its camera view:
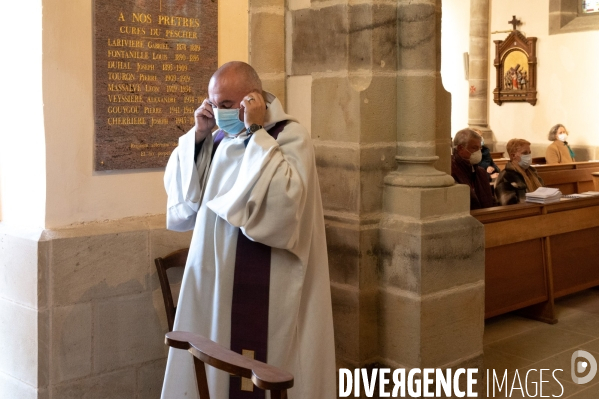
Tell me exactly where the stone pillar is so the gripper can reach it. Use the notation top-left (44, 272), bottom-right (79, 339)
top-left (249, 0), bottom-right (286, 107)
top-left (291, 1), bottom-right (397, 372)
top-left (379, 0), bottom-right (485, 380)
top-left (468, 0), bottom-right (494, 148)
top-left (290, 0), bottom-right (486, 388)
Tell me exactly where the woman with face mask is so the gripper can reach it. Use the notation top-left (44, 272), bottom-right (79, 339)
top-left (545, 124), bottom-right (575, 164)
top-left (495, 138), bottom-right (545, 205)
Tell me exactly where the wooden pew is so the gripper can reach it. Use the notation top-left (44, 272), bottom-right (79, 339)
top-left (535, 161), bottom-right (599, 194)
top-left (471, 196), bottom-right (599, 323)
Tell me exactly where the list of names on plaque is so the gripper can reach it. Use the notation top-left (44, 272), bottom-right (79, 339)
top-left (94, 0), bottom-right (217, 171)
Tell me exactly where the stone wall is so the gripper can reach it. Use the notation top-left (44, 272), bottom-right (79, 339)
top-left (289, 1), bottom-right (485, 390)
top-left (290, 2), bottom-right (398, 371)
top-left (0, 216), bottom-right (192, 398)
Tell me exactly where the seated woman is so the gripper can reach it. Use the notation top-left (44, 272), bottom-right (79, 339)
top-left (545, 123), bottom-right (575, 164)
top-left (495, 138), bottom-right (544, 205)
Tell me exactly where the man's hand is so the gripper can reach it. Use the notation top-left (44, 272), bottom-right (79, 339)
top-left (194, 99), bottom-right (216, 143)
top-left (240, 91), bottom-right (266, 129)
top-left (487, 166), bottom-right (495, 174)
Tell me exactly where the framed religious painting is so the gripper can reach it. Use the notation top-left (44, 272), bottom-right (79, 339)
top-left (493, 17), bottom-right (538, 106)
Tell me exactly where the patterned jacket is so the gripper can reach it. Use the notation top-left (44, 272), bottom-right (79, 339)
top-left (495, 163), bottom-right (544, 206)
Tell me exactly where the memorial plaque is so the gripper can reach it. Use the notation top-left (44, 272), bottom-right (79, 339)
top-left (94, 0), bottom-right (217, 171)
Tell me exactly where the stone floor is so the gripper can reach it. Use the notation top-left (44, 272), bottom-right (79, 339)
top-left (483, 287), bottom-right (599, 398)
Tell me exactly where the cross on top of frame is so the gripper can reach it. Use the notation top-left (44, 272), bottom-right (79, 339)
top-left (509, 15), bottom-right (522, 31)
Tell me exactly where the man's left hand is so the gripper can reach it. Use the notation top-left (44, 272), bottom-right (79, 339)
top-left (240, 91), bottom-right (266, 130)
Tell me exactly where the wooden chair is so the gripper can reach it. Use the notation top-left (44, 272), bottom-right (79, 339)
top-left (154, 248), bottom-right (189, 331)
top-left (166, 331), bottom-right (294, 399)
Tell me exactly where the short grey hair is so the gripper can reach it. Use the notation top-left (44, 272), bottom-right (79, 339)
top-left (453, 128), bottom-right (481, 149)
top-left (548, 124), bottom-right (565, 141)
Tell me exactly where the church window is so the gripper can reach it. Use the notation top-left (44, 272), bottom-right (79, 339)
top-left (582, 0), bottom-right (599, 13)
top-left (549, 0), bottom-right (599, 34)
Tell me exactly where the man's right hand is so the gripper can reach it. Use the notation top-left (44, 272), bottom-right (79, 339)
top-left (194, 99), bottom-right (216, 143)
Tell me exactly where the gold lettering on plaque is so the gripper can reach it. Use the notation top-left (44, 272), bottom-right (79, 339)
top-left (107, 83), bottom-right (141, 92)
top-left (108, 72), bottom-right (136, 80)
top-left (139, 73), bottom-right (157, 81)
top-left (119, 26), bottom-right (146, 35)
top-left (148, 41), bottom-right (169, 50)
top-left (150, 117), bottom-right (168, 127)
top-left (144, 106), bottom-right (162, 114)
top-left (107, 117), bottom-right (146, 125)
top-left (144, 85), bottom-right (160, 92)
top-left (107, 61), bottom-right (132, 69)
top-left (107, 94), bottom-right (143, 102)
top-left (132, 13), bottom-right (152, 23)
top-left (107, 50), bottom-right (149, 59)
top-left (107, 106), bottom-right (139, 113)
top-left (136, 63), bottom-right (155, 72)
top-left (164, 30), bottom-right (198, 39)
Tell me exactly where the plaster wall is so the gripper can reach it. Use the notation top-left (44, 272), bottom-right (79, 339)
top-left (41, 0), bottom-right (248, 229)
top-left (442, 0), bottom-right (599, 156)
top-left (488, 0), bottom-right (599, 157)
top-left (441, 0), bottom-right (471, 136)
top-left (0, 1), bottom-right (46, 228)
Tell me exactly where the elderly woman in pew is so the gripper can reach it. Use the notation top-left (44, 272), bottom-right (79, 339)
top-left (545, 123), bottom-right (575, 164)
top-left (495, 138), bottom-right (545, 205)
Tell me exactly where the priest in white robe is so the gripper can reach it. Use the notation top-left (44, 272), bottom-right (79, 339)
top-left (161, 61), bottom-right (336, 399)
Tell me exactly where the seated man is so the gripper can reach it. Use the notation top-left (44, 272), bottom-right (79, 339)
top-left (451, 128), bottom-right (495, 210)
top-left (495, 138), bottom-right (545, 205)
top-left (161, 61), bottom-right (336, 399)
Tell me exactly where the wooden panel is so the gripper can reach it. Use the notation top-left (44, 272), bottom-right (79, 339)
top-left (495, 158), bottom-right (508, 171)
top-left (485, 239), bottom-right (548, 318)
top-left (538, 169), bottom-right (595, 185)
top-left (471, 202), bottom-right (542, 224)
top-left (482, 201), bottom-right (599, 248)
top-left (535, 161), bottom-right (599, 195)
top-left (551, 226), bottom-right (599, 298)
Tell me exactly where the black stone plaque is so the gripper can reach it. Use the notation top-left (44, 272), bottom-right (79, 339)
top-left (94, 0), bottom-right (217, 171)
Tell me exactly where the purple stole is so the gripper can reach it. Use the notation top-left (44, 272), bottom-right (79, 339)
top-left (212, 121), bottom-right (288, 399)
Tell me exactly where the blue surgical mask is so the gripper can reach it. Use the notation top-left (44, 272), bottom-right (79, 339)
top-left (519, 154), bottom-right (532, 169)
top-left (213, 108), bottom-right (245, 135)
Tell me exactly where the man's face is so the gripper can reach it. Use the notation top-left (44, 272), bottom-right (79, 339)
top-left (458, 137), bottom-right (482, 160)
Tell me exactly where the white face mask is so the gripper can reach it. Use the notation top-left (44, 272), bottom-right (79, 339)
top-left (558, 133), bottom-right (568, 142)
top-left (469, 149), bottom-right (483, 165)
top-left (519, 153), bottom-right (532, 169)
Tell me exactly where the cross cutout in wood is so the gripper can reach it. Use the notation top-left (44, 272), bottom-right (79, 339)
top-left (509, 15), bottom-right (522, 31)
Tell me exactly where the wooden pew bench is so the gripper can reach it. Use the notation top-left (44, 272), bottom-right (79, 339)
top-left (471, 196), bottom-right (599, 323)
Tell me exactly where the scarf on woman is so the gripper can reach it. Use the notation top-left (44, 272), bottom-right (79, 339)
top-left (564, 141), bottom-right (576, 160)
top-left (509, 161), bottom-right (543, 192)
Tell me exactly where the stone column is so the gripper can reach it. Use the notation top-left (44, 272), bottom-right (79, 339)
top-left (290, 0), bottom-right (486, 387)
top-left (379, 0), bottom-right (484, 374)
top-left (468, 0), bottom-right (494, 148)
top-left (291, 1), bottom-right (398, 372)
top-left (249, 0), bottom-right (286, 107)
top-left (378, 0), bottom-right (485, 379)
